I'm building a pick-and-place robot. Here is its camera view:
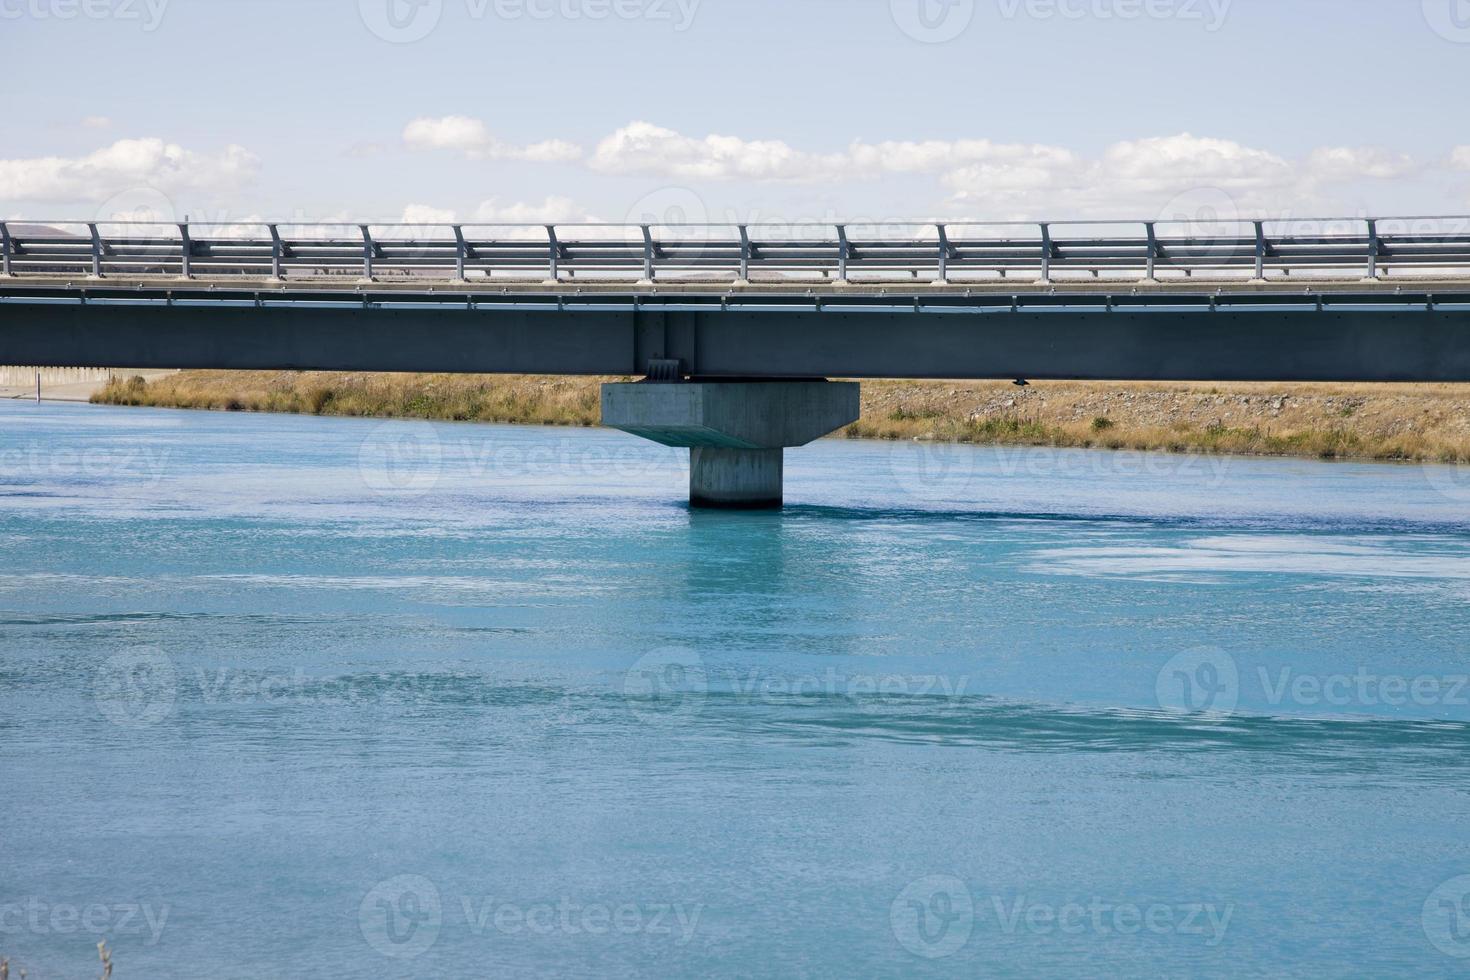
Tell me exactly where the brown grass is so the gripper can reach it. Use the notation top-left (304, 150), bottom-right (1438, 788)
top-left (95, 370), bottom-right (619, 427)
top-left (845, 379), bottom-right (1470, 463)
top-left (94, 372), bottom-right (1470, 464)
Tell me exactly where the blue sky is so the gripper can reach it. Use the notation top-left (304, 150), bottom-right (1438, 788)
top-left (2, 0), bottom-right (1468, 229)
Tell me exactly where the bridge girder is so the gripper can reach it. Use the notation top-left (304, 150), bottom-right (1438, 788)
top-left (2, 284), bottom-right (1469, 382)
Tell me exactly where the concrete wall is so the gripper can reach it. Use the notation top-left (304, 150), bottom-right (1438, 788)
top-left (0, 366), bottom-right (119, 386)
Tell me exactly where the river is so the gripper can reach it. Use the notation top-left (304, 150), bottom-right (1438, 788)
top-left (2, 401), bottom-right (1469, 977)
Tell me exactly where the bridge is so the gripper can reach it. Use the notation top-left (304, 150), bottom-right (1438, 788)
top-left (4, 216), bottom-right (1469, 506)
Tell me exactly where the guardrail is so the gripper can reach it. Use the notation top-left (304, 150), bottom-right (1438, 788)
top-left (4, 217), bottom-right (1470, 284)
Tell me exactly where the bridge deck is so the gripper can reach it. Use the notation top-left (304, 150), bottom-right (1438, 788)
top-left (3, 217), bottom-right (1469, 383)
top-left (5, 272), bottom-right (1470, 301)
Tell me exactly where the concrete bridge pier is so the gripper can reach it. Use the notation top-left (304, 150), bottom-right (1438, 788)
top-left (689, 447), bottom-right (784, 508)
top-left (601, 379), bottom-right (861, 509)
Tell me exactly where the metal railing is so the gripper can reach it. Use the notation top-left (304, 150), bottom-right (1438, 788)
top-left (4, 217), bottom-right (1470, 285)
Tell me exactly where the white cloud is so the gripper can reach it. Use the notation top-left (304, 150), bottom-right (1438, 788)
top-left (940, 134), bottom-right (1425, 218)
top-left (399, 204), bottom-right (458, 225)
top-left (397, 197), bottom-right (593, 225)
top-left (472, 196), bottom-right (590, 223)
top-left (1451, 147), bottom-right (1470, 171)
top-left (81, 116), bottom-right (112, 130)
top-left (344, 142), bottom-right (387, 159)
top-left (1305, 146), bottom-right (1416, 182)
top-left (590, 121), bottom-right (851, 181)
top-left (403, 115), bottom-right (490, 153)
top-left (846, 139), bottom-right (1081, 177)
top-left (932, 133), bottom-right (1303, 217)
top-left (581, 123), bottom-right (1444, 218)
top-left (589, 125), bottom-right (1299, 197)
top-left (0, 138), bottom-right (259, 204)
top-left (402, 116), bottom-right (582, 163)
top-left (589, 123), bottom-right (1087, 185)
top-left (1102, 134), bottom-right (1292, 187)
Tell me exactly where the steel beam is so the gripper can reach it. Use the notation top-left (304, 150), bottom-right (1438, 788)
top-left (3, 296), bottom-right (1468, 382)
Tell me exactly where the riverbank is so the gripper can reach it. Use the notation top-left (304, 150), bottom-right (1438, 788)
top-left (1, 368), bottom-right (177, 403)
top-left (92, 371), bottom-right (1470, 463)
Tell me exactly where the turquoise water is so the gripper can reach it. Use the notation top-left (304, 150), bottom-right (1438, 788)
top-left (2, 400), bottom-right (1470, 978)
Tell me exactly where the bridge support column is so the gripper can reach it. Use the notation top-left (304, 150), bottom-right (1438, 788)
top-left (601, 380), bottom-right (861, 509)
top-left (690, 447), bottom-right (783, 509)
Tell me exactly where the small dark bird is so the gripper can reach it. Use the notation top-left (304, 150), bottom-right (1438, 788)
top-left (1013, 379), bottom-right (1030, 387)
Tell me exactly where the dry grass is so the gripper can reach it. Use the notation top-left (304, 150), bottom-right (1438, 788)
top-left (94, 372), bottom-right (1470, 463)
top-left (95, 370), bottom-right (619, 427)
top-left (846, 379), bottom-right (1470, 463)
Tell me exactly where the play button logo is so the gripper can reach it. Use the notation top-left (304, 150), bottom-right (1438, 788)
top-left (360, 0), bottom-right (443, 43)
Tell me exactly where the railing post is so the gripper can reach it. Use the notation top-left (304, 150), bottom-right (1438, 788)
top-left (737, 225), bottom-right (752, 283)
top-left (452, 224), bottom-right (467, 281)
top-left (178, 223), bottom-right (192, 279)
top-left (359, 224), bottom-right (375, 280)
top-left (1253, 221), bottom-right (1267, 280)
top-left (546, 225), bottom-right (561, 282)
top-left (936, 223), bottom-right (950, 283)
top-left (1366, 218), bottom-right (1380, 280)
top-left (640, 225), bottom-right (655, 282)
top-left (268, 224), bottom-right (284, 280)
top-left (0, 222), bottom-right (11, 276)
top-left (88, 223), bottom-right (103, 278)
top-left (836, 224), bottom-right (850, 283)
top-left (1039, 223), bottom-right (1052, 283)
top-left (1144, 222), bottom-right (1158, 281)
